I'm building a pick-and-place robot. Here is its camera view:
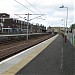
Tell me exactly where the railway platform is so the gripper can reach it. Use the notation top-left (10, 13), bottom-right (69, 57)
top-left (0, 34), bottom-right (75, 75)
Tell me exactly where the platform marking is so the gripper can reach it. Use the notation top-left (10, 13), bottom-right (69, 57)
top-left (0, 34), bottom-right (59, 75)
top-left (60, 47), bottom-right (63, 72)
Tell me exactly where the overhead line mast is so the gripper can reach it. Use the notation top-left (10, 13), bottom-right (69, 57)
top-left (15, 13), bottom-right (45, 40)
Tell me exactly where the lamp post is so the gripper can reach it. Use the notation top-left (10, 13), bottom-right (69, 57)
top-left (59, 5), bottom-right (68, 42)
top-left (61, 19), bottom-right (65, 32)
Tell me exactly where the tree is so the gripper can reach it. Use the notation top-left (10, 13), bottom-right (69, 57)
top-left (70, 23), bottom-right (75, 29)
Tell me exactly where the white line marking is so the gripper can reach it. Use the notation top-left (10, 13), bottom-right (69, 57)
top-left (0, 34), bottom-right (59, 73)
top-left (60, 47), bottom-right (63, 72)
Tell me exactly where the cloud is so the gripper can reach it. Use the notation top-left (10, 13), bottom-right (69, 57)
top-left (0, 0), bottom-right (74, 27)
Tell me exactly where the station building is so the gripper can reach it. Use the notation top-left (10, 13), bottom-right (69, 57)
top-left (0, 13), bottom-right (46, 34)
top-left (0, 13), bottom-right (32, 34)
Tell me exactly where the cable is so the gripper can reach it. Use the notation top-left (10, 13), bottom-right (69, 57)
top-left (15, 14), bottom-right (45, 21)
top-left (24, 0), bottom-right (42, 14)
top-left (14, 0), bottom-right (36, 14)
top-left (15, 14), bottom-right (26, 20)
top-left (14, 0), bottom-right (46, 22)
top-left (30, 15), bottom-right (43, 21)
top-left (24, 0), bottom-right (46, 20)
top-left (14, 0), bottom-right (45, 18)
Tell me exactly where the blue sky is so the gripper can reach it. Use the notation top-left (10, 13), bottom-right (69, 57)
top-left (0, 0), bottom-right (74, 28)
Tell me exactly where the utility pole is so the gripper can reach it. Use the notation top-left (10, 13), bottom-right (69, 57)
top-left (27, 13), bottom-right (29, 40)
top-left (15, 13), bottom-right (45, 40)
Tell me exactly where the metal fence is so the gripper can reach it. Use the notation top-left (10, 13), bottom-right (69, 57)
top-left (67, 33), bottom-right (75, 46)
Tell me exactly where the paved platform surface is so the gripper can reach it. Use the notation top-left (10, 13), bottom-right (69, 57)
top-left (63, 37), bottom-right (75, 75)
top-left (0, 34), bottom-right (58, 75)
top-left (16, 35), bottom-right (75, 75)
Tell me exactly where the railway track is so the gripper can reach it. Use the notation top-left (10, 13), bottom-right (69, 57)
top-left (0, 33), bottom-right (57, 61)
top-left (0, 33), bottom-right (49, 45)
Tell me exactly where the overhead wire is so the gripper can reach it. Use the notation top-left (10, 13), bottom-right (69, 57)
top-left (24, 0), bottom-right (46, 20)
top-left (24, 0), bottom-right (42, 14)
top-left (14, 0), bottom-right (46, 22)
top-left (14, 0), bottom-right (36, 14)
top-left (14, 14), bottom-right (26, 20)
top-left (24, 0), bottom-right (47, 21)
top-left (29, 15), bottom-right (44, 21)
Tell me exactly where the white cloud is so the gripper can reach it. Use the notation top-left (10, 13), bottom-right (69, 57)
top-left (0, 0), bottom-right (74, 27)
top-left (54, 11), bottom-right (66, 17)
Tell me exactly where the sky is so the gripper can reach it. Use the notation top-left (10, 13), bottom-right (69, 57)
top-left (0, 0), bottom-right (74, 28)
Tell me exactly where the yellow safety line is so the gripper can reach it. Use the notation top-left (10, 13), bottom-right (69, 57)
top-left (1, 34), bottom-right (58, 75)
